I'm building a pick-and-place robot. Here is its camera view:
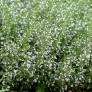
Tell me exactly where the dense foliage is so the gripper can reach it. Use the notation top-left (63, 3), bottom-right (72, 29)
top-left (0, 0), bottom-right (92, 92)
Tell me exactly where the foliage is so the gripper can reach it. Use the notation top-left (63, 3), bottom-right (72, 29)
top-left (0, 0), bottom-right (92, 92)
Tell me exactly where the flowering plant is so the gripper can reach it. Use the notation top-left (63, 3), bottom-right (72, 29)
top-left (0, 0), bottom-right (92, 92)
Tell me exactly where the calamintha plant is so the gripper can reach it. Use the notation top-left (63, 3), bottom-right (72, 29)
top-left (0, 0), bottom-right (92, 92)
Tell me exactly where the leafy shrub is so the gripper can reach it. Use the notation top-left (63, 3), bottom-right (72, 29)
top-left (0, 0), bottom-right (92, 92)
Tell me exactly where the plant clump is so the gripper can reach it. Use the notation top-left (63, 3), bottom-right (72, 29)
top-left (0, 0), bottom-right (92, 92)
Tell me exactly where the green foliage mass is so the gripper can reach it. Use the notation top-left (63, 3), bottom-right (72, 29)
top-left (0, 0), bottom-right (92, 92)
